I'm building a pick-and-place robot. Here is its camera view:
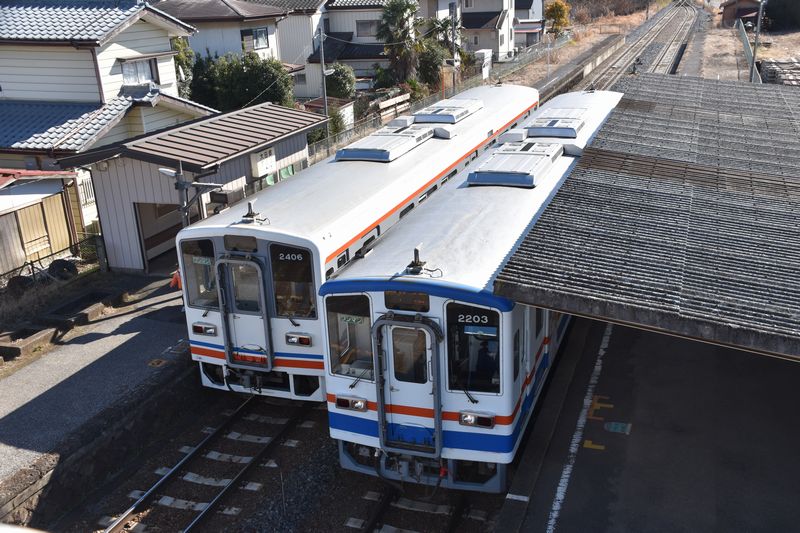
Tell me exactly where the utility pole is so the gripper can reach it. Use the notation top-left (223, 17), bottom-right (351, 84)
top-left (174, 161), bottom-right (190, 227)
top-left (646, 0), bottom-right (649, 21)
top-left (749, 0), bottom-right (766, 83)
top-left (318, 27), bottom-right (330, 136)
top-left (450, 2), bottom-right (458, 91)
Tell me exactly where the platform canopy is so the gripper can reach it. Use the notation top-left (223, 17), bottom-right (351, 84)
top-left (495, 74), bottom-right (800, 359)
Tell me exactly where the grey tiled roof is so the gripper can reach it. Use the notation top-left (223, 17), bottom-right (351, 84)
top-left (0, 98), bottom-right (133, 152)
top-left (326, 0), bottom-right (389, 8)
top-left (247, 0), bottom-right (325, 12)
top-left (0, 0), bottom-right (193, 43)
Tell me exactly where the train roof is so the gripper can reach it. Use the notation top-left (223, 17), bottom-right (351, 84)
top-left (320, 90), bottom-right (624, 300)
top-left (177, 84), bottom-right (540, 262)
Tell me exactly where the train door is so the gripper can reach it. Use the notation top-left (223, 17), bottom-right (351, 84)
top-left (373, 318), bottom-right (442, 457)
top-left (216, 258), bottom-right (272, 370)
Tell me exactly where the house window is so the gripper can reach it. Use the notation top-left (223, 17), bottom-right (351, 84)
top-left (464, 0), bottom-right (474, 8)
top-left (472, 35), bottom-right (479, 46)
top-left (295, 73), bottom-right (307, 85)
top-left (254, 27), bottom-right (269, 49)
top-left (356, 20), bottom-right (379, 38)
top-left (500, 33), bottom-right (505, 46)
top-left (122, 58), bottom-right (159, 85)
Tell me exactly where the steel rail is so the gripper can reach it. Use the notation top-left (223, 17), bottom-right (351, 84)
top-left (650, 4), bottom-right (698, 74)
top-left (360, 486), bottom-right (398, 532)
top-left (104, 395), bottom-right (256, 533)
top-left (575, 2), bottom-right (685, 91)
top-left (183, 403), bottom-right (310, 531)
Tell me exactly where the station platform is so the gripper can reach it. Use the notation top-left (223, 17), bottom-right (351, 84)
top-left (496, 319), bottom-right (800, 532)
top-left (0, 277), bottom-right (197, 526)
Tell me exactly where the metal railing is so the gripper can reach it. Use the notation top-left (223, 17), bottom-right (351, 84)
top-left (306, 34), bottom-right (573, 165)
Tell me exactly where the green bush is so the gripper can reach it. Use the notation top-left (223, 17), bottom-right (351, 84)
top-left (326, 63), bottom-right (356, 99)
top-left (418, 39), bottom-right (447, 87)
top-left (190, 53), bottom-right (293, 111)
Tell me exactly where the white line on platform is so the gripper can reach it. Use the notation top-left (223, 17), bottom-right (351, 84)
top-left (545, 323), bottom-right (613, 533)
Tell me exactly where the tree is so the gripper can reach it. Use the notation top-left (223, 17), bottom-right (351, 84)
top-left (326, 63), bottom-right (356, 99)
top-left (428, 17), bottom-right (460, 52)
top-left (171, 37), bottom-right (194, 99)
top-left (418, 39), bottom-right (447, 87)
top-left (377, 0), bottom-right (420, 82)
top-left (189, 53), bottom-right (294, 111)
top-left (545, 0), bottom-right (571, 37)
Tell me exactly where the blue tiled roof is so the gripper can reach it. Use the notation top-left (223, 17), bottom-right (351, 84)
top-left (0, 0), bottom-right (193, 43)
top-left (0, 98), bottom-right (133, 152)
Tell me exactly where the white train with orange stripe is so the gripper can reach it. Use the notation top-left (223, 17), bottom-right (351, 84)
top-left (319, 89), bottom-right (623, 491)
top-left (176, 84), bottom-right (540, 401)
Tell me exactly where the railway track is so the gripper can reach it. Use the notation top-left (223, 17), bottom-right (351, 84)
top-left (576, 0), bottom-right (698, 91)
top-left (100, 396), bottom-right (310, 533)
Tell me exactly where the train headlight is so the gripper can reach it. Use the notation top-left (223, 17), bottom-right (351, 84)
top-left (191, 322), bottom-right (217, 336)
top-left (459, 411), bottom-right (495, 429)
top-left (335, 396), bottom-right (368, 412)
top-left (285, 333), bottom-right (312, 346)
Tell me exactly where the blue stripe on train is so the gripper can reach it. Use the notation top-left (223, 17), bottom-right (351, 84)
top-left (190, 339), bottom-right (324, 360)
top-left (329, 354), bottom-right (550, 455)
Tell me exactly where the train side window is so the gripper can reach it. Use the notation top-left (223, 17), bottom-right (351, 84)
top-left (513, 329), bottom-right (520, 380)
top-left (337, 251), bottom-right (349, 268)
top-left (442, 170), bottom-right (457, 185)
top-left (535, 308), bottom-right (543, 338)
top-left (446, 303), bottom-right (500, 394)
top-left (270, 244), bottom-right (316, 319)
top-left (399, 203), bottom-right (414, 219)
top-left (419, 184), bottom-right (437, 203)
top-left (326, 295), bottom-right (373, 380)
top-left (180, 239), bottom-right (218, 309)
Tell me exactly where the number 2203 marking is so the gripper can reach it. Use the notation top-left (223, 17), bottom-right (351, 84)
top-left (458, 314), bottom-right (488, 324)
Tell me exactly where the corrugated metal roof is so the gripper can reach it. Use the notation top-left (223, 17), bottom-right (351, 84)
top-left (0, 0), bottom-right (194, 43)
top-left (155, 0), bottom-right (285, 22)
top-left (59, 102), bottom-right (327, 172)
top-left (495, 74), bottom-right (800, 359)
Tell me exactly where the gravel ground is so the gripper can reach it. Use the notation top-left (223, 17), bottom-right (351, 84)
top-left (0, 280), bottom-right (187, 483)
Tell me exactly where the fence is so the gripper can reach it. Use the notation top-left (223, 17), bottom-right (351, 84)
top-left (306, 34), bottom-right (574, 165)
top-left (734, 18), bottom-right (762, 83)
top-left (0, 235), bottom-right (104, 291)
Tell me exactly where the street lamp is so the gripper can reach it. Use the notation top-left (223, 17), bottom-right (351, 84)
top-left (159, 163), bottom-right (223, 227)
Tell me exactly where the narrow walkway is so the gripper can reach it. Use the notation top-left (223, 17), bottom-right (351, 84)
top-left (0, 281), bottom-right (187, 483)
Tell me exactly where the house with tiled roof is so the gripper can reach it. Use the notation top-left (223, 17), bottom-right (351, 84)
top-left (461, 0), bottom-right (515, 60)
top-left (155, 0), bottom-right (286, 61)
top-left (513, 0), bottom-right (543, 48)
top-left (0, 0), bottom-right (215, 248)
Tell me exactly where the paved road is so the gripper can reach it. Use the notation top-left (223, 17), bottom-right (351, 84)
top-left (522, 320), bottom-right (800, 532)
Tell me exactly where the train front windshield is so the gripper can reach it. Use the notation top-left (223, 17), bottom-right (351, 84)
top-left (180, 239), bottom-right (218, 308)
top-left (446, 303), bottom-right (500, 394)
top-left (326, 295), bottom-right (374, 380)
top-left (270, 244), bottom-right (316, 319)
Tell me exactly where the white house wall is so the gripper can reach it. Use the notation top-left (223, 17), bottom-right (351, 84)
top-left (92, 105), bottom-right (197, 148)
top-left (0, 45), bottom-right (100, 102)
top-left (96, 20), bottom-right (179, 102)
top-left (277, 13), bottom-right (320, 65)
top-left (93, 132), bottom-right (311, 271)
top-left (190, 20), bottom-right (278, 60)
top-left (328, 9), bottom-right (383, 43)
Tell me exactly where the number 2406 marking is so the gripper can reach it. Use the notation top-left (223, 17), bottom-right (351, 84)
top-left (279, 253), bottom-right (304, 261)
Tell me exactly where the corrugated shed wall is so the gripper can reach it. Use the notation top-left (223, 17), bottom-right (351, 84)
top-left (0, 213), bottom-right (25, 275)
top-left (42, 193), bottom-right (70, 252)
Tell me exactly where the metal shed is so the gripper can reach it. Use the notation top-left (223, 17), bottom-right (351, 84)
top-left (59, 102), bottom-right (326, 273)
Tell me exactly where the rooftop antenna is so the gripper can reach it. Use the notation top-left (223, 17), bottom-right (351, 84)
top-left (241, 201), bottom-right (259, 223)
top-left (406, 243), bottom-right (426, 274)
